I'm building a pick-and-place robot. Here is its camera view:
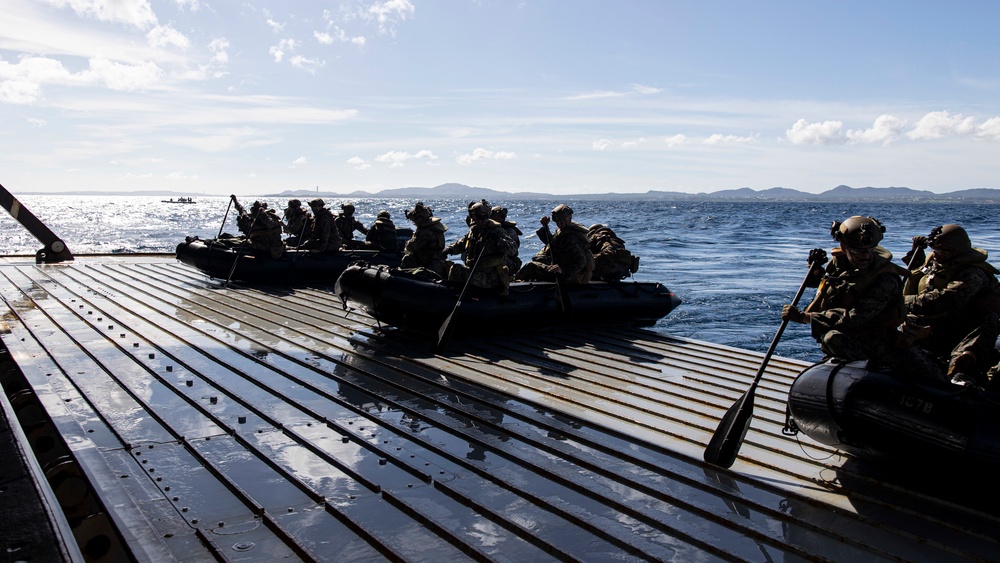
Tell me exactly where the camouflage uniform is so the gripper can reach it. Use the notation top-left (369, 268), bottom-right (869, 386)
top-left (804, 247), bottom-right (909, 362)
top-left (402, 203), bottom-right (449, 277)
top-left (588, 225), bottom-right (638, 282)
top-left (234, 199), bottom-right (284, 259)
top-left (282, 200), bottom-right (311, 245)
top-left (301, 200), bottom-right (341, 252)
top-left (516, 219), bottom-right (594, 284)
top-left (904, 245), bottom-right (1000, 384)
top-left (448, 209), bottom-right (517, 294)
top-left (336, 204), bottom-right (369, 249)
top-left (364, 212), bottom-right (399, 252)
top-left (492, 206), bottom-right (523, 274)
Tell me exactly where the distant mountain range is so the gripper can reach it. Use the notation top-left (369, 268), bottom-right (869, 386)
top-left (270, 182), bottom-right (1000, 202)
top-left (22, 183), bottom-right (1000, 201)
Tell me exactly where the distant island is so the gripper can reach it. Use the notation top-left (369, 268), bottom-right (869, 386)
top-left (268, 183), bottom-right (1000, 202)
top-left (22, 183), bottom-right (1000, 202)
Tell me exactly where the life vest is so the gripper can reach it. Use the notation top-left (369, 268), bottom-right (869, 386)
top-left (914, 248), bottom-right (1000, 315)
top-left (805, 247), bottom-right (908, 335)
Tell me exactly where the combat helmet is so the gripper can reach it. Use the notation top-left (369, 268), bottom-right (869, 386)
top-left (927, 224), bottom-right (971, 251)
top-left (831, 216), bottom-right (884, 248)
top-left (377, 210), bottom-right (391, 220)
top-left (469, 202), bottom-right (491, 221)
top-left (490, 206), bottom-right (508, 222)
top-left (551, 204), bottom-right (573, 220)
top-left (405, 202), bottom-right (431, 221)
top-left (341, 203), bottom-right (356, 215)
top-left (288, 199), bottom-right (301, 208)
top-left (308, 198), bottom-right (325, 208)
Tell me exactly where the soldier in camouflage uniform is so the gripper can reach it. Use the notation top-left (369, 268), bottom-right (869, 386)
top-left (300, 199), bottom-right (341, 253)
top-left (588, 224), bottom-right (639, 282)
top-left (282, 199), bottom-right (311, 246)
top-left (231, 195), bottom-right (285, 259)
top-left (401, 202), bottom-right (449, 277)
top-left (901, 224), bottom-right (1000, 386)
top-left (781, 216), bottom-right (910, 363)
top-left (514, 204), bottom-right (594, 284)
top-left (491, 206), bottom-right (523, 274)
top-left (364, 210), bottom-right (399, 252)
top-left (336, 203), bottom-right (369, 249)
top-left (447, 202), bottom-right (517, 295)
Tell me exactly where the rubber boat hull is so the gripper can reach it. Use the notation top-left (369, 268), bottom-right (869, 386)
top-left (787, 360), bottom-right (1000, 470)
top-left (334, 262), bottom-right (681, 335)
top-left (176, 238), bottom-right (402, 284)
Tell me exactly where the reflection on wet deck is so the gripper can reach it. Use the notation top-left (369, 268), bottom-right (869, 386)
top-left (1, 255), bottom-right (997, 562)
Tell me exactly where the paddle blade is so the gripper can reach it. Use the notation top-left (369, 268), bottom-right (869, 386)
top-left (434, 306), bottom-right (459, 354)
top-left (703, 390), bottom-right (756, 468)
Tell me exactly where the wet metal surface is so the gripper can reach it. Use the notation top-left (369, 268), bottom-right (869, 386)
top-left (1, 255), bottom-right (998, 562)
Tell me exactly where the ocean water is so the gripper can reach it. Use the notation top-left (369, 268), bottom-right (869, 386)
top-left (3, 194), bottom-right (998, 361)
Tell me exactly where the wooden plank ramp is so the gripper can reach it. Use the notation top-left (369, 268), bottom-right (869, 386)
top-left (1, 255), bottom-right (997, 562)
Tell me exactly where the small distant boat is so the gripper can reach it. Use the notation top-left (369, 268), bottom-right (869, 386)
top-left (334, 262), bottom-right (681, 336)
top-left (176, 237), bottom-right (404, 284)
top-left (786, 359), bottom-right (1000, 472)
top-left (162, 197), bottom-right (196, 204)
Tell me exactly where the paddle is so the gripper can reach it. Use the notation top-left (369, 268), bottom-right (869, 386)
top-left (703, 255), bottom-right (820, 468)
top-left (216, 196), bottom-right (234, 239)
top-left (222, 200), bottom-right (262, 289)
top-left (538, 224), bottom-right (570, 313)
top-left (434, 243), bottom-right (489, 354)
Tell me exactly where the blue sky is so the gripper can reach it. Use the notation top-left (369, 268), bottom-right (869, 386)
top-left (2, 0), bottom-right (999, 195)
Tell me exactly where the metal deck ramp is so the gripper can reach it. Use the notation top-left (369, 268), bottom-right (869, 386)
top-left (1, 256), bottom-right (998, 562)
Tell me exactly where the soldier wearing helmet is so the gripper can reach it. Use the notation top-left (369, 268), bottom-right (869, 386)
top-left (445, 201), bottom-right (517, 295)
top-left (491, 205), bottom-right (523, 274)
top-left (230, 195), bottom-right (285, 258)
top-left (401, 202), bottom-right (449, 277)
top-left (336, 203), bottom-right (369, 249)
top-left (514, 204), bottom-right (594, 284)
top-left (299, 199), bottom-right (341, 252)
top-left (363, 210), bottom-right (399, 252)
top-left (781, 215), bottom-right (910, 364)
top-left (282, 199), bottom-right (311, 246)
top-left (900, 224), bottom-right (1000, 387)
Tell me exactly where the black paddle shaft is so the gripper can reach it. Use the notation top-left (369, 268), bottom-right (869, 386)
top-left (434, 242), bottom-right (489, 353)
top-left (703, 256), bottom-right (821, 468)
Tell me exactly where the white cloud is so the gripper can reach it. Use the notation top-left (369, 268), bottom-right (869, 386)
top-left (0, 79), bottom-right (40, 104)
top-left (84, 58), bottom-right (162, 90)
top-left (166, 171), bottom-right (199, 180)
top-left (566, 83), bottom-right (663, 101)
top-left (845, 114), bottom-right (906, 145)
top-left (315, 28), bottom-right (366, 46)
top-left (592, 139), bottom-right (611, 150)
top-left (977, 117), bottom-right (1000, 140)
top-left (375, 149), bottom-right (437, 167)
top-left (366, 0), bottom-right (415, 35)
top-left (269, 39), bottom-right (298, 63)
top-left (292, 156), bottom-right (307, 165)
top-left (291, 56), bottom-right (324, 74)
top-left (27, 117), bottom-right (46, 126)
top-left (704, 133), bottom-right (756, 145)
top-left (785, 119), bottom-right (844, 145)
top-left (266, 19), bottom-right (284, 33)
top-left (621, 137), bottom-right (647, 149)
top-left (664, 134), bottom-right (687, 147)
top-left (347, 156), bottom-right (371, 169)
top-left (174, 0), bottom-right (200, 11)
top-left (44, 0), bottom-right (158, 28)
top-left (908, 110), bottom-right (978, 140)
top-left (456, 148), bottom-right (517, 165)
top-left (631, 84), bottom-right (662, 95)
top-left (147, 24), bottom-right (189, 49)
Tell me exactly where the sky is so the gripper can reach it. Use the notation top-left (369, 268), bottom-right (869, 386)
top-left (2, 0), bottom-right (1000, 196)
